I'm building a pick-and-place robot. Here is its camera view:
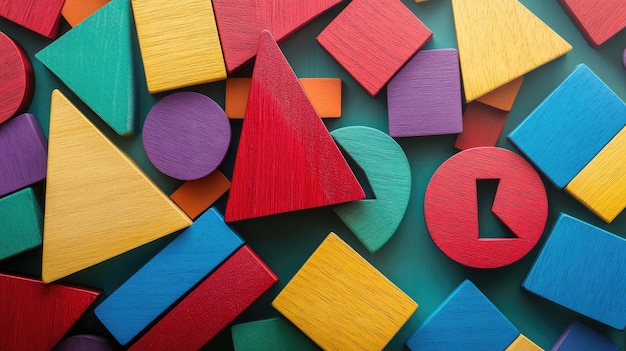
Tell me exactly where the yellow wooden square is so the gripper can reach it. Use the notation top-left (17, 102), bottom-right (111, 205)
top-left (505, 334), bottom-right (543, 351)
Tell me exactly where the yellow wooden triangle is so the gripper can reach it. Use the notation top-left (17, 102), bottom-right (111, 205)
top-left (452, 0), bottom-right (572, 102)
top-left (42, 90), bottom-right (192, 283)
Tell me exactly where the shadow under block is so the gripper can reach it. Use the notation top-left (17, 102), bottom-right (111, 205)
top-left (565, 126), bottom-right (626, 223)
top-left (36, 0), bottom-right (136, 135)
top-left (0, 32), bottom-right (33, 124)
top-left (170, 170), bottom-right (231, 220)
top-left (272, 233), bottom-right (417, 350)
top-left (42, 90), bottom-right (192, 283)
top-left (52, 335), bottom-right (114, 351)
top-left (451, 0), bottom-right (571, 102)
top-left (476, 76), bottom-right (524, 112)
top-left (331, 126), bottom-right (411, 253)
top-left (407, 280), bottom-right (518, 351)
top-left (128, 245), bottom-right (278, 351)
top-left (424, 147), bottom-right (548, 268)
top-left (225, 31), bottom-right (364, 222)
top-left (212, 0), bottom-right (342, 73)
top-left (508, 64), bottom-right (626, 189)
top-left (0, 187), bottom-right (43, 261)
top-left (454, 102), bottom-right (509, 150)
top-left (504, 334), bottom-right (543, 351)
top-left (131, 0), bottom-right (225, 93)
top-left (552, 322), bottom-right (619, 351)
top-left (0, 0), bottom-right (65, 38)
top-left (62, 0), bottom-right (111, 27)
top-left (0, 113), bottom-right (47, 198)
top-left (95, 208), bottom-right (243, 345)
top-left (523, 213), bottom-right (626, 330)
top-left (0, 273), bottom-right (100, 351)
top-left (317, 0), bottom-right (432, 97)
top-left (559, 0), bottom-right (626, 47)
top-left (231, 317), bottom-right (321, 351)
top-left (387, 49), bottom-right (462, 137)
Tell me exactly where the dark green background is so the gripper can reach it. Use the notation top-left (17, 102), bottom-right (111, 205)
top-left (1, 0), bottom-right (624, 349)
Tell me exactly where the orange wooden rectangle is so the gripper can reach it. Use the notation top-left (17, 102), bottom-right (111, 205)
top-left (62, 0), bottom-right (110, 27)
top-left (170, 170), bottom-right (230, 220)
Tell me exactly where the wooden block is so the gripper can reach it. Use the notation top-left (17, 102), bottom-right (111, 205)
top-left (62, 0), bottom-right (110, 27)
top-left (225, 31), bottom-right (364, 222)
top-left (509, 64), bottom-right (626, 189)
top-left (523, 213), bottom-right (626, 330)
top-left (95, 207), bottom-right (243, 345)
top-left (128, 245), bottom-right (278, 351)
top-left (273, 233), bottom-right (417, 350)
top-left (0, 187), bottom-right (42, 261)
top-left (0, 273), bottom-right (100, 351)
top-left (565, 127), bottom-right (625, 223)
top-left (559, 0), bottom-right (626, 47)
top-left (170, 170), bottom-right (231, 220)
top-left (552, 322), bottom-right (619, 351)
top-left (454, 102), bottom-right (509, 150)
top-left (477, 76), bottom-right (524, 112)
top-left (142, 92), bottom-right (230, 180)
top-left (504, 334), bottom-right (543, 351)
top-left (224, 78), bottom-right (252, 119)
top-left (42, 90), bottom-right (192, 283)
top-left (452, 0), bottom-right (571, 102)
top-left (0, 32), bottom-right (33, 125)
top-left (424, 147), bottom-right (548, 268)
top-left (317, 0), bottom-right (432, 97)
top-left (387, 49), bottom-right (462, 137)
top-left (36, 0), bottom-right (136, 135)
top-left (0, 0), bottom-right (65, 38)
top-left (212, 0), bottom-right (342, 73)
top-left (407, 280), bottom-right (519, 350)
top-left (623, 48), bottom-right (626, 68)
top-left (331, 126), bottom-right (411, 252)
top-left (52, 335), bottom-right (114, 351)
top-left (131, 0), bottom-right (226, 93)
top-left (231, 317), bottom-right (320, 351)
top-left (0, 113), bottom-right (47, 198)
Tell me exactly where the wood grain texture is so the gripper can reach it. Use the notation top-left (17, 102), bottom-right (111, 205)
top-left (424, 147), bottom-right (548, 268)
top-left (231, 317), bottom-right (320, 351)
top-left (131, 0), bottom-right (226, 93)
top-left (509, 64), bottom-right (626, 189)
top-left (95, 207), bottom-right (243, 345)
top-left (0, 113), bottom-right (47, 197)
top-left (52, 335), bottom-right (114, 351)
top-left (128, 245), bottom-right (278, 351)
top-left (523, 213), bottom-right (626, 330)
top-left (552, 322), bottom-right (619, 351)
top-left (331, 126), bottom-right (411, 253)
top-left (317, 0), bottom-right (432, 97)
top-left (0, 0), bottom-right (65, 38)
top-left (170, 170), bottom-right (231, 220)
top-left (36, 0), bottom-right (136, 135)
top-left (62, 0), bottom-right (110, 27)
top-left (272, 233), bottom-right (417, 351)
top-left (406, 280), bottom-right (519, 351)
top-left (212, 0), bottom-right (342, 73)
top-left (452, 0), bottom-right (571, 102)
top-left (559, 0), bottom-right (626, 47)
top-left (454, 102), bottom-right (509, 150)
top-left (0, 273), bottom-right (100, 351)
top-left (0, 31), bottom-right (33, 124)
top-left (225, 31), bottom-right (364, 222)
top-left (387, 49), bottom-right (462, 137)
top-left (476, 76), bottom-right (524, 112)
top-left (0, 187), bottom-right (42, 261)
top-left (504, 334), bottom-right (543, 351)
top-left (142, 92), bottom-right (230, 180)
top-left (42, 90), bottom-right (192, 283)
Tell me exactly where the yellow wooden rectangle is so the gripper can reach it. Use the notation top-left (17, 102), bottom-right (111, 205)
top-left (505, 334), bottom-right (543, 351)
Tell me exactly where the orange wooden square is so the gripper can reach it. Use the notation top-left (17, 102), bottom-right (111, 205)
top-left (170, 170), bottom-right (230, 220)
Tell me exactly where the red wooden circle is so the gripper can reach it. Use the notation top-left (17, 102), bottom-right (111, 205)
top-left (0, 32), bottom-right (34, 125)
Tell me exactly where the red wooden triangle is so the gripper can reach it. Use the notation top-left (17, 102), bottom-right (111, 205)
top-left (225, 30), bottom-right (365, 222)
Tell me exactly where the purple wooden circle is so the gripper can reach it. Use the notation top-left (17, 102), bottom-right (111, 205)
top-left (143, 92), bottom-right (231, 180)
top-left (52, 335), bottom-right (113, 351)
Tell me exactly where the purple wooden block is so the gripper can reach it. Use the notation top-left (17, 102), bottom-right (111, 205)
top-left (0, 113), bottom-right (47, 197)
top-left (387, 49), bottom-right (462, 137)
top-left (142, 92), bottom-right (231, 181)
top-left (52, 335), bottom-right (114, 351)
top-left (552, 322), bottom-right (619, 351)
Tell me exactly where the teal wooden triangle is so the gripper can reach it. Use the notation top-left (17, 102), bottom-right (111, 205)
top-left (36, 0), bottom-right (135, 135)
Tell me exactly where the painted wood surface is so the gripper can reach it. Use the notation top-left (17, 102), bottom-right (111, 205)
top-left (0, 273), bottom-right (100, 351)
top-left (131, 0), bottom-right (226, 93)
top-left (504, 334), bottom-right (543, 351)
top-left (225, 30), bottom-right (364, 222)
top-left (552, 322), bottom-right (619, 351)
top-left (454, 101), bottom-right (509, 150)
top-left (523, 213), bottom-right (626, 330)
top-left (559, 0), bottom-right (626, 47)
top-left (273, 233), bottom-right (417, 350)
top-left (142, 92), bottom-right (230, 180)
top-left (406, 280), bottom-right (519, 351)
top-left (317, 0), bottom-right (432, 96)
top-left (231, 317), bottom-right (320, 351)
top-left (0, 187), bottom-right (42, 261)
top-left (62, 0), bottom-right (110, 27)
top-left (36, 0), bottom-right (136, 135)
top-left (424, 147), bottom-right (548, 268)
top-left (476, 76), bottom-right (524, 112)
top-left (0, 0), bottom-right (65, 38)
top-left (128, 245), bottom-right (278, 351)
top-left (42, 90), bottom-right (192, 283)
top-left (509, 64), bottom-right (626, 189)
top-left (0, 31), bottom-right (33, 124)
top-left (387, 49), bottom-right (462, 137)
top-left (52, 335), bottom-right (114, 351)
top-left (0, 113), bottom-right (47, 197)
top-left (170, 170), bottom-right (231, 220)
top-left (452, 0), bottom-right (571, 102)
top-left (331, 126), bottom-right (411, 252)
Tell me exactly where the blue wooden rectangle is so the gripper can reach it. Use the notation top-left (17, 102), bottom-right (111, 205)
top-left (552, 322), bottom-right (619, 351)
